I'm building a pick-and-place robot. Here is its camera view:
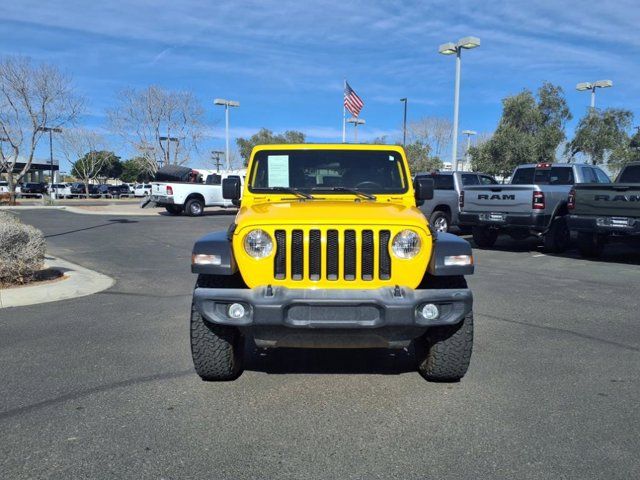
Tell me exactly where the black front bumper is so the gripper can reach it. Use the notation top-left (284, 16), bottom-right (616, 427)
top-left (193, 285), bottom-right (472, 329)
top-left (458, 212), bottom-right (550, 231)
top-left (568, 214), bottom-right (640, 235)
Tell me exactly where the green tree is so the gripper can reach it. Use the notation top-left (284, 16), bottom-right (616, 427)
top-left (566, 108), bottom-right (633, 165)
top-left (97, 152), bottom-right (122, 179)
top-left (121, 157), bottom-right (151, 182)
top-left (470, 83), bottom-right (571, 177)
top-left (236, 128), bottom-right (306, 165)
top-left (404, 141), bottom-right (443, 173)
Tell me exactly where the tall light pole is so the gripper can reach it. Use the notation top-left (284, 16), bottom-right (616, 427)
top-left (36, 126), bottom-right (62, 188)
top-left (347, 117), bottom-right (365, 142)
top-left (439, 36), bottom-right (480, 171)
top-left (159, 136), bottom-right (180, 167)
top-left (462, 130), bottom-right (476, 172)
top-left (214, 98), bottom-right (240, 171)
top-left (400, 98), bottom-right (408, 146)
top-left (576, 80), bottom-right (613, 109)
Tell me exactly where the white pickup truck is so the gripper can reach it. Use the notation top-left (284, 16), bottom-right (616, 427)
top-left (150, 167), bottom-right (245, 216)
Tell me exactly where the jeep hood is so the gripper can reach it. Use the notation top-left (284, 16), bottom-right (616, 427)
top-left (235, 201), bottom-right (430, 232)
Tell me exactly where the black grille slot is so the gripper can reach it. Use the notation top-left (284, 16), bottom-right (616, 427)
top-left (326, 230), bottom-right (339, 280)
top-left (361, 230), bottom-right (374, 280)
top-left (291, 230), bottom-right (304, 280)
top-left (274, 230), bottom-right (286, 279)
top-left (379, 230), bottom-right (391, 280)
top-left (344, 230), bottom-right (356, 281)
top-left (309, 230), bottom-right (321, 281)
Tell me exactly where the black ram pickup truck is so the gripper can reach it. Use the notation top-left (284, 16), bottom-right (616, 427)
top-left (568, 162), bottom-right (640, 257)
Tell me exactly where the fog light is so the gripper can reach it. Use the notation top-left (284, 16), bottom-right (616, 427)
top-left (228, 303), bottom-right (245, 319)
top-left (420, 303), bottom-right (440, 320)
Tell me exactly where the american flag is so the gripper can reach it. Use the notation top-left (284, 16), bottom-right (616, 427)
top-left (344, 81), bottom-right (364, 117)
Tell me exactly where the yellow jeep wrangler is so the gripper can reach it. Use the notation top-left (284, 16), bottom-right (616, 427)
top-left (190, 144), bottom-right (474, 381)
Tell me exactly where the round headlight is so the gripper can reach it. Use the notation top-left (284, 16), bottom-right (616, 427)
top-left (243, 229), bottom-right (273, 258)
top-left (392, 229), bottom-right (421, 259)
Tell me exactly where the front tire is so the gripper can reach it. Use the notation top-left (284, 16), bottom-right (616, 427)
top-left (418, 313), bottom-right (474, 382)
top-left (472, 226), bottom-right (498, 248)
top-left (543, 216), bottom-right (570, 253)
top-left (577, 231), bottom-right (606, 258)
top-left (430, 210), bottom-right (451, 233)
top-left (190, 304), bottom-right (243, 381)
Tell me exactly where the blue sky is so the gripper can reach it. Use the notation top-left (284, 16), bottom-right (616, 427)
top-left (1, 0), bottom-right (639, 171)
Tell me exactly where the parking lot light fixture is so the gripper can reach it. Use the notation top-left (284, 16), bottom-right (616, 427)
top-left (346, 117), bottom-right (365, 142)
top-left (576, 80), bottom-right (613, 109)
top-left (439, 36), bottom-right (481, 171)
top-left (36, 126), bottom-right (62, 189)
top-left (214, 98), bottom-right (240, 171)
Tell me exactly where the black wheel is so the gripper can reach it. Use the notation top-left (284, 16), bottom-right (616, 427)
top-left (430, 210), bottom-right (451, 233)
top-left (190, 303), bottom-right (243, 381)
top-left (472, 226), bottom-right (498, 248)
top-left (185, 198), bottom-right (205, 217)
top-left (165, 205), bottom-right (183, 215)
top-left (577, 232), bottom-right (606, 258)
top-left (417, 312), bottom-right (474, 382)
top-left (543, 216), bottom-right (570, 253)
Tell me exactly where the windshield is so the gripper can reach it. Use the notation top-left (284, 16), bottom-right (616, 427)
top-left (619, 165), bottom-right (640, 183)
top-left (249, 149), bottom-right (408, 194)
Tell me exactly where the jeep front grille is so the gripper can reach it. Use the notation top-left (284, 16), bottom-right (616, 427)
top-left (273, 228), bottom-right (391, 282)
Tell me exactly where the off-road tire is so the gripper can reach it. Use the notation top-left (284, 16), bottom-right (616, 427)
top-left (472, 226), bottom-right (498, 248)
top-left (185, 198), bottom-right (205, 217)
top-left (165, 205), bottom-right (183, 215)
top-left (430, 210), bottom-right (451, 233)
top-left (543, 216), bottom-right (570, 253)
top-left (577, 231), bottom-right (606, 258)
top-left (190, 304), bottom-right (243, 381)
top-left (418, 313), bottom-right (474, 382)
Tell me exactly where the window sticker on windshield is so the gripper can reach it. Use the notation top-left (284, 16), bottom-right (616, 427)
top-left (267, 155), bottom-right (289, 187)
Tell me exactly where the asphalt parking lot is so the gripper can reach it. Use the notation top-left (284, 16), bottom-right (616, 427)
top-left (1, 210), bottom-right (638, 479)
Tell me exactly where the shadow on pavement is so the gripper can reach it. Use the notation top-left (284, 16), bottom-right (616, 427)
top-left (244, 345), bottom-right (418, 375)
top-left (44, 218), bottom-right (138, 238)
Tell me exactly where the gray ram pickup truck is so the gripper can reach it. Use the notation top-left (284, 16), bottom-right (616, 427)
top-left (459, 163), bottom-right (611, 251)
top-left (568, 162), bottom-right (640, 257)
top-left (416, 171), bottom-right (498, 233)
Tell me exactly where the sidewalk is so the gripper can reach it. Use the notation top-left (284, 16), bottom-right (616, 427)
top-left (0, 255), bottom-right (114, 308)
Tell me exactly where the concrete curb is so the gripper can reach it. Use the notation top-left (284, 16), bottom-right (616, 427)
top-left (0, 255), bottom-right (115, 309)
top-left (0, 205), bottom-right (160, 216)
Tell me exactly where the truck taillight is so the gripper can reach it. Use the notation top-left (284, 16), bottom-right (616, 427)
top-left (568, 189), bottom-right (576, 210)
top-left (459, 191), bottom-right (465, 209)
top-left (532, 191), bottom-right (545, 210)
top-left (166, 185), bottom-right (173, 196)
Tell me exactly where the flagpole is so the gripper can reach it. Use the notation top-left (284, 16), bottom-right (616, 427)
top-left (342, 79), bottom-right (346, 143)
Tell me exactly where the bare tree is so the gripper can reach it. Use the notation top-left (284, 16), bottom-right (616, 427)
top-left (0, 56), bottom-right (83, 202)
top-left (108, 86), bottom-right (205, 172)
top-left (60, 128), bottom-right (106, 197)
top-left (407, 117), bottom-right (452, 159)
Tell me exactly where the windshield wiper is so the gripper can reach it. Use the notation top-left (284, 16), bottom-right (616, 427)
top-left (311, 186), bottom-right (376, 200)
top-left (254, 186), bottom-right (314, 199)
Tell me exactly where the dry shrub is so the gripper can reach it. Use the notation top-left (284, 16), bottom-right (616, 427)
top-left (0, 211), bottom-right (46, 285)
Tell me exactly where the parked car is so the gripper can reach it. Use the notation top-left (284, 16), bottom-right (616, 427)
top-left (459, 163), bottom-right (611, 252)
top-left (107, 184), bottom-right (131, 197)
top-left (415, 171), bottom-right (498, 232)
top-left (568, 162), bottom-right (640, 257)
top-left (0, 181), bottom-right (8, 194)
top-left (150, 166), bottom-right (244, 216)
top-left (134, 184), bottom-right (152, 197)
top-left (189, 143), bottom-right (475, 382)
top-left (20, 182), bottom-right (47, 195)
top-left (70, 182), bottom-right (99, 196)
top-left (50, 183), bottom-right (72, 198)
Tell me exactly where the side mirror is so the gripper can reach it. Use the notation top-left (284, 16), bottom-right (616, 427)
top-left (414, 176), bottom-right (434, 204)
top-left (222, 177), bottom-right (241, 200)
